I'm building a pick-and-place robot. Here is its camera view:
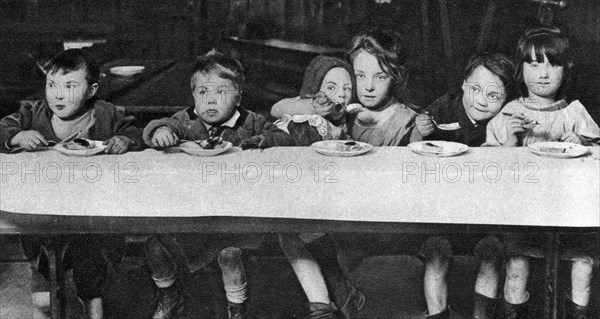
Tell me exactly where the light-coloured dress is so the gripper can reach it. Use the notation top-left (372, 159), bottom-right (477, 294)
top-left (485, 98), bottom-right (600, 146)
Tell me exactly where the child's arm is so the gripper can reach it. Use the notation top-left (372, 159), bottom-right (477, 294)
top-left (562, 101), bottom-right (600, 145)
top-left (142, 110), bottom-right (193, 147)
top-left (240, 112), bottom-right (296, 149)
top-left (0, 101), bottom-right (45, 152)
top-left (270, 93), bottom-right (343, 122)
top-left (109, 105), bottom-right (144, 152)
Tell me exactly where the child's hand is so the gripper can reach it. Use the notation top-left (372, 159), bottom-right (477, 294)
top-left (311, 91), bottom-right (343, 119)
top-left (10, 130), bottom-right (48, 151)
top-left (559, 132), bottom-right (585, 144)
top-left (416, 113), bottom-right (435, 137)
top-left (504, 113), bottom-right (528, 146)
top-left (151, 126), bottom-right (179, 147)
top-left (104, 135), bottom-right (134, 154)
top-left (240, 135), bottom-right (265, 150)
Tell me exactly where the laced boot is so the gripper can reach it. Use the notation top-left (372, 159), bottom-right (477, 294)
top-left (502, 299), bottom-right (528, 319)
top-left (227, 301), bottom-right (246, 319)
top-left (426, 307), bottom-right (451, 319)
top-left (307, 302), bottom-right (344, 319)
top-left (565, 298), bottom-right (590, 319)
top-left (473, 293), bottom-right (499, 319)
top-left (152, 285), bottom-right (184, 319)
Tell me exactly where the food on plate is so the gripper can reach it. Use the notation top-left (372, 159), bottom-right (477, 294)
top-left (197, 136), bottom-right (225, 150)
top-left (63, 138), bottom-right (94, 150)
top-left (335, 141), bottom-right (367, 152)
top-left (539, 146), bottom-right (566, 154)
top-left (421, 142), bottom-right (444, 153)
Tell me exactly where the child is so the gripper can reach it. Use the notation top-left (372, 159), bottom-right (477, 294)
top-left (346, 29), bottom-right (422, 146)
top-left (272, 29), bottom-right (422, 146)
top-left (271, 55), bottom-right (355, 145)
top-left (416, 52), bottom-right (517, 147)
top-left (271, 55), bottom-right (365, 319)
top-left (0, 48), bottom-right (142, 318)
top-left (142, 51), bottom-right (295, 319)
top-left (486, 26), bottom-right (600, 319)
top-left (414, 52), bottom-right (516, 319)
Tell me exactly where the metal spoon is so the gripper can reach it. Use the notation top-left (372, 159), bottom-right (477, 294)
top-left (423, 111), bottom-right (461, 131)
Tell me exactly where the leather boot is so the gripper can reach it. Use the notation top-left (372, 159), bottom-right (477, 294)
top-left (307, 302), bottom-right (344, 319)
top-left (473, 293), bottom-right (499, 319)
top-left (565, 298), bottom-right (590, 319)
top-left (426, 307), bottom-right (451, 319)
top-left (502, 299), bottom-right (528, 319)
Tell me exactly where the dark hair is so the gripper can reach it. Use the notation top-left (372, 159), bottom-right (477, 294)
top-left (299, 55), bottom-right (357, 102)
top-left (347, 29), bottom-right (410, 104)
top-left (191, 50), bottom-right (246, 90)
top-left (44, 49), bottom-right (100, 85)
top-left (464, 52), bottom-right (517, 103)
top-left (515, 26), bottom-right (572, 100)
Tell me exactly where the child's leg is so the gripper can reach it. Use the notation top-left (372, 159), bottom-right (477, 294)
top-left (420, 236), bottom-right (451, 318)
top-left (473, 236), bottom-right (502, 319)
top-left (570, 258), bottom-right (593, 305)
top-left (304, 235), bottom-right (365, 317)
top-left (502, 255), bottom-right (530, 318)
top-left (218, 247), bottom-right (248, 319)
top-left (145, 235), bottom-right (184, 319)
top-left (279, 234), bottom-right (330, 304)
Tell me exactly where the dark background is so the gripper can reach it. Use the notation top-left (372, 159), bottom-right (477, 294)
top-left (1, 0), bottom-right (599, 123)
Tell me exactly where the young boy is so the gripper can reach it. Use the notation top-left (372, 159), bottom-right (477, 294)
top-left (142, 51), bottom-right (294, 319)
top-left (414, 52), bottom-right (517, 319)
top-left (0, 49), bottom-right (142, 153)
top-left (0, 48), bottom-right (143, 318)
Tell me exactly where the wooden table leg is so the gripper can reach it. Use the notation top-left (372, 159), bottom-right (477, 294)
top-left (545, 232), bottom-right (559, 319)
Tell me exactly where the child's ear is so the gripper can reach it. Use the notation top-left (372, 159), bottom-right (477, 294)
top-left (87, 83), bottom-right (99, 99)
top-left (235, 90), bottom-right (242, 106)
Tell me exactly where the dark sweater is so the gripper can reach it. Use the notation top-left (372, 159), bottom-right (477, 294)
top-left (0, 99), bottom-right (144, 153)
top-left (424, 91), bottom-right (489, 147)
top-left (143, 107), bottom-right (295, 148)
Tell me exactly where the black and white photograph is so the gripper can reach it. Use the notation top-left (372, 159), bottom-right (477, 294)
top-left (0, 0), bottom-right (598, 318)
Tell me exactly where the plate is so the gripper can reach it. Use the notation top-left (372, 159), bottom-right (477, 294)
top-left (110, 66), bottom-right (145, 76)
top-left (310, 140), bottom-right (373, 157)
top-left (179, 141), bottom-right (233, 156)
top-left (527, 142), bottom-right (589, 158)
top-left (408, 141), bottom-right (469, 157)
top-left (54, 139), bottom-right (106, 156)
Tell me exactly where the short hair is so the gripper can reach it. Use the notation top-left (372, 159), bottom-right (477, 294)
top-left (191, 50), bottom-right (245, 91)
top-left (515, 25), bottom-right (572, 100)
top-left (347, 29), bottom-right (409, 104)
top-left (464, 52), bottom-right (517, 103)
top-left (43, 49), bottom-right (100, 85)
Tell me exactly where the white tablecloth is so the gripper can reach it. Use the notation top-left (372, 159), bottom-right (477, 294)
top-left (1, 146), bottom-right (598, 227)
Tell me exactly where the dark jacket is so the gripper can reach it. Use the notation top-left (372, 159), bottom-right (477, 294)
top-left (0, 99), bottom-right (144, 153)
top-left (143, 107), bottom-right (295, 148)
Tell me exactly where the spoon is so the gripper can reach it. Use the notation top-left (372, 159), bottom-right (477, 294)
top-left (423, 111), bottom-right (461, 131)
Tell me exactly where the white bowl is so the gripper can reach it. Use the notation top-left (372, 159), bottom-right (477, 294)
top-left (110, 66), bottom-right (145, 76)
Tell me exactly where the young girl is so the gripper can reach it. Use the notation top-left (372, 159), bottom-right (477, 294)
top-left (486, 26), bottom-right (600, 319)
top-left (414, 52), bottom-right (516, 319)
top-left (143, 51), bottom-right (294, 319)
top-left (346, 29), bottom-right (422, 146)
top-left (271, 55), bottom-right (365, 319)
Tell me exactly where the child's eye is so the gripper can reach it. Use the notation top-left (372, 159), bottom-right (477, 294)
top-left (344, 87), bottom-right (352, 92)
top-left (488, 93), bottom-right (499, 101)
top-left (355, 74), bottom-right (365, 79)
top-left (197, 90), bottom-right (207, 95)
top-left (376, 75), bottom-right (387, 81)
top-left (471, 86), bottom-right (481, 93)
top-left (325, 85), bottom-right (337, 91)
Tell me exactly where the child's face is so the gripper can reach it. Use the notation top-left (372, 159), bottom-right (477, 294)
top-left (320, 67), bottom-right (352, 106)
top-left (461, 65), bottom-right (506, 122)
top-left (45, 68), bottom-right (97, 119)
top-left (192, 72), bottom-right (240, 125)
top-left (523, 50), bottom-right (564, 100)
top-left (353, 50), bottom-right (393, 109)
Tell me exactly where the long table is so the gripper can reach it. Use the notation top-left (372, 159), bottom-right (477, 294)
top-left (1, 146), bottom-right (599, 318)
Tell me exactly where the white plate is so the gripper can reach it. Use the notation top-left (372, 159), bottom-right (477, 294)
top-left (528, 142), bottom-right (589, 158)
top-left (179, 141), bottom-right (233, 156)
top-left (54, 139), bottom-right (106, 156)
top-left (310, 140), bottom-right (373, 157)
top-left (408, 141), bottom-right (469, 157)
top-left (110, 66), bottom-right (145, 76)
